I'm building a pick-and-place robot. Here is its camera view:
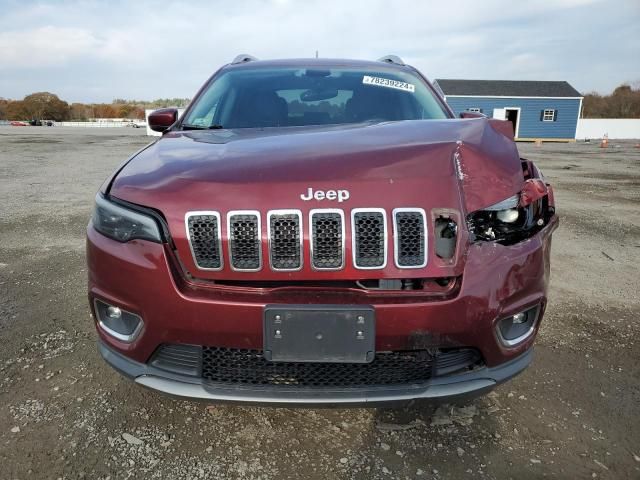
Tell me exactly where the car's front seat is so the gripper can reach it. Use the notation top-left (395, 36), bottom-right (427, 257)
top-left (230, 91), bottom-right (288, 128)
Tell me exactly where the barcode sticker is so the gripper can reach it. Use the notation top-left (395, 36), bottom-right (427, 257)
top-left (362, 75), bottom-right (415, 93)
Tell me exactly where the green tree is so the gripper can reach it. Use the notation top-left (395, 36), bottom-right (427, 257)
top-left (22, 92), bottom-right (70, 121)
top-left (92, 104), bottom-right (117, 118)
top-left (6, 100), bottom-right (28, 120)
top-left (582, 83), bottom-right (640, 118)
top-left (69, 103), bottom-right (92, 120)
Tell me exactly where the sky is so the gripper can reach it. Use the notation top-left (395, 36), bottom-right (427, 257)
top-left (0, 0), bottom-right (638, 103)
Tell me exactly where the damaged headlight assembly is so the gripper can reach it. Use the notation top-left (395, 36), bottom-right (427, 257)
top-left (467, 192), bottom-right (550, 245)
top-left (91, 194), bottom-right (161, 243)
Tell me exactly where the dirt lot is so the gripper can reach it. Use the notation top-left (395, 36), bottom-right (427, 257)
top-left (1, 126), bottom-right (639, 479)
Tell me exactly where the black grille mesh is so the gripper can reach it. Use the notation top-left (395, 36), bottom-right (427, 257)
top-left (187, 214), bottom-right (221, 269)
top-left (353, 211), bottom-right (386, 268)
top-left (395, 211), bottom-right (426, 267)
top-left (311, 212), bottom-right (343, 269)
top-left (269, 213), bottom-right (301, 270)
top-left (229, 214), bottom-right (261, 270)
top-left (200, 347), bottom-right (481, 388)
top-left (203, 347), bottom-right (433, 387)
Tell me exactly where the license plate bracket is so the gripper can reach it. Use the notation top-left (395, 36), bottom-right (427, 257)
top-left (263, 305), bottom-right (375, 363)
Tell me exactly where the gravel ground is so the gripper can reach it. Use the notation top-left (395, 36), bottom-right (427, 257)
top-left (0, 126), bottom-right (639, 479)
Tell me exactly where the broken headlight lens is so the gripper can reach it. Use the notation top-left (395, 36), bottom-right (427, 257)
top-left (482, 194), bottom-right (519, 211)
top-left (92, 194), bottom-right (161, 243)
top-left (467, 193), bottom-right (549, 245)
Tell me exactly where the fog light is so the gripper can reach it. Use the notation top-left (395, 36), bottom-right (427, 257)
top-left (94, 299), bottom-right (143, 342)
top-left (496, 305), bottom-right (539, 347)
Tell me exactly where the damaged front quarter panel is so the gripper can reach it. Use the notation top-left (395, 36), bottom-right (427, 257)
top-left (454, 119), bottom-right (523, 214)
top-left (456, 120), bottom-right (557, 246)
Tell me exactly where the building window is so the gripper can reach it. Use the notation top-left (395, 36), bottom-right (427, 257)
top-left (467, 107), bottom-right (482, 113)
top-left (542, 109), bottom-right (556, 122)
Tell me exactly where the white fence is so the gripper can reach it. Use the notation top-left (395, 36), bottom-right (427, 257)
top-left (56, 121), bottom-right (145, 128)
top-left (576, 119), bottom-right (640, 140)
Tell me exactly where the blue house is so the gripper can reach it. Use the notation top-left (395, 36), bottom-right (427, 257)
top-left (433, 79), bottom-right (583, 141)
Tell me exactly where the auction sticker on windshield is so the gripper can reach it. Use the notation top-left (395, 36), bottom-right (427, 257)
top-left (362, 75), bottom-right (415, 93)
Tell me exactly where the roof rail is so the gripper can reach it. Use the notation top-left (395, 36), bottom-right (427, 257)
top-left (377, 55), bottom-right (405, 66)
top-left (231, 54), bottom-right (258, 65)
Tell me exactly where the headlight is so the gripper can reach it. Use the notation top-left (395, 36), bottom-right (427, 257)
top-left (481, 194), bottom-right (519, 211)
top-left (92, 194), bottom-right (161, 243)
top-left (467, 193), bottom-right (549, 245)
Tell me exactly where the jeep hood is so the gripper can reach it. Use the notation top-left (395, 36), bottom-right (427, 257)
top-left (111, 118), bottom-right (522, 213)
top-left (109, 118), bottom-right (524, 280)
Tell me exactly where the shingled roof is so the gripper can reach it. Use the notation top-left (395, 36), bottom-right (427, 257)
top-left (434, 79), bottom-right (582, 98)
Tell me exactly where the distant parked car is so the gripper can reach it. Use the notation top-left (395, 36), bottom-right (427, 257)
top-left (27, 119), bottom-right (54, 126)
top-left (10, 121), bottom-right (29, 126)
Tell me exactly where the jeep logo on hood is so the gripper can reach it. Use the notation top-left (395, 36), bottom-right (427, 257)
top-left (300, 188), bottom-right (350, 203)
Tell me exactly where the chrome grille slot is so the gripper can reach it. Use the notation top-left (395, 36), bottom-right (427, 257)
top-left (269, 211), bottom-right (302, 271)
top-left (228, 211), bottom-right (262, 271)
top-left (310, 210), bottom-right (344, 270)
top-left (352, 209), bottom-right (387, 269)
top-left (393, 209), bottom-right (427, 268)
top-left (185, 212), bottom-right (222, 270)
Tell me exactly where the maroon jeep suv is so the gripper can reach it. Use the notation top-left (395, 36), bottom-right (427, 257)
top-left (87, 55), bottom-right (558, 405)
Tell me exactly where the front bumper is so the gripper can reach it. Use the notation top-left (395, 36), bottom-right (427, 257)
top-left (87, 216), bottom-right (557, 405)
top-left (99, 340), bottom-right (533, 406)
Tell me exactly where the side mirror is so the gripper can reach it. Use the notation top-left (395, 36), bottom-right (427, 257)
top-left (459, 111), bottom-right (487, 119)
top-left (148, 108), bottom-right (178, 132)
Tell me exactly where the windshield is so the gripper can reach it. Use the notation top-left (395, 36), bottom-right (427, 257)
top-left (182, 66), bottom-right (449, 129)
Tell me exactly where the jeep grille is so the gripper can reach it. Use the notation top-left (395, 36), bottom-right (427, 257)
top-left (310, 210), bottom-right (344, 270)
top-left (228, 212), bottom-right (262, 271)
top-left (268, 211), bottom-right (302, 271)
top-left (352, 209), bottom-right (387, 269)
top-left (185, 212), bottom-right (222, 270)
top-left (185, 208), bottom-right (429, 272)
top-left (394, 209), bottom-right (427, 268)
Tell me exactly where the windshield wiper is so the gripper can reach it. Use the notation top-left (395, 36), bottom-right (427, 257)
top-left (181, 124), bottom-right (224, 130)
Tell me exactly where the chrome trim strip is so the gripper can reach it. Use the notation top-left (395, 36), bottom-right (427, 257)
top-left (227, 210), bottom-right (262, 272)
top-left (351, 208), bottom-right (388, 270)
top-left (94, 299), bottom-right (144, 343)
top-left (392, 208), bottom-right (428, 269)
top-left (184, 211), bottom-right (223, 271)
top-left (309, 208), bottom-right (346, 271)
top-left (267, 209), bottom-right (303, 272)
top-left (135, 375), bottom-right (496, 404)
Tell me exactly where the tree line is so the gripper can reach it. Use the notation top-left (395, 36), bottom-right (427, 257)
top-left (1, 85), bottom-right (639, 122)
top-left (0, 92), bottom-right (190, 122)
top-left (582, 84), bottom-right (640, 118)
